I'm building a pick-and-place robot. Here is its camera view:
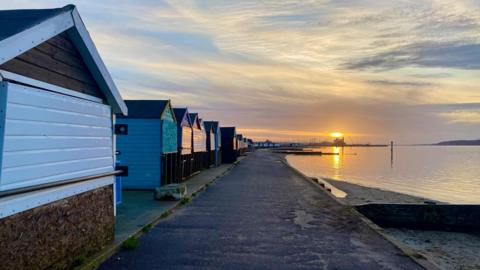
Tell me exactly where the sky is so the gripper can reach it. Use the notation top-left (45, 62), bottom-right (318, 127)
top-left (6, 0), bottom-right (480, 144)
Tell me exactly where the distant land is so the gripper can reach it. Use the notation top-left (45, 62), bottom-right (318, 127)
top-left (436, 139), bottom-right (480, 146)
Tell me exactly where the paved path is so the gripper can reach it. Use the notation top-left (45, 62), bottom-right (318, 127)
top-left (100, 151), bottom-right (423, 270)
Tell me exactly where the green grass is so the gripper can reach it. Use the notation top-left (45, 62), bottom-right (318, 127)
top-left (160, 209), bottom-right (172, 219)
top-left (121, 237), bottom-right (139, 250)
top-left (180, 197), bottom-right (191, 205)
top-left (73, 255), bottom-right (87, 267)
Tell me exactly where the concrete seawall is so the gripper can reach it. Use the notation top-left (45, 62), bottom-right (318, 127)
top-left (356, 204), bottom-right (480, 232)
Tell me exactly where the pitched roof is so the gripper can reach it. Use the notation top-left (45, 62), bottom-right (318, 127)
top-left (0, 5), bottom-right (127, 115)
top-left (204, 121), bottom-right (219, 133)
top-left (0, 5), bottom-right (72, 42)
top-left (118, 100), bottom-right (170, 119)
top-left (173, 108), bottom-right (191, 127)
top-left (189, 113), bottom-right (201, 129)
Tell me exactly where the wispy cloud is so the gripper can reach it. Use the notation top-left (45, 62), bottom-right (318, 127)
top-left (4, 0), bottom-right (480, 143)
top-left (366, 80), bottom-right (433, 87)
top-left (345, 42), bottom-right (480, 70)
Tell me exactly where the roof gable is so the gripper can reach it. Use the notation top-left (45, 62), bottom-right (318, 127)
top-left (0, 5), bottom-right (127, 115)
top-left (119, 100), bottom-right (172, 119)
top-left (204, 121), bottom-right (218, 133)
top-left (189, 113), bottom-right (201, 129)
top-left (173, 108), bottom-right (191, 127)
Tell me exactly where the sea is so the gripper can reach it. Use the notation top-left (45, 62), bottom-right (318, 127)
top-left (286, 146), bottom-right (480, 204)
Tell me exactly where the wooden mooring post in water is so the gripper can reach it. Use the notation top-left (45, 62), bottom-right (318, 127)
top-left (390, 141), bottom-right (394, 167)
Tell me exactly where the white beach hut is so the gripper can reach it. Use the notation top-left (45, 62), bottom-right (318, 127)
top-left (0, 5), bottom-right (126, 270)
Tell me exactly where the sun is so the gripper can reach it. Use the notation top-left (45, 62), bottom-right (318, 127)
top-left (330, 132), bottom-right (344, 138)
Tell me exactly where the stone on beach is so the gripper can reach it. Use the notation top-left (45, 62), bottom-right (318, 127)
top-left (154, 184), bottom-right (187, 200)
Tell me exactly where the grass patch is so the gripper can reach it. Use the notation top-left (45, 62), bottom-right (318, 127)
top-left (73, 255), bottom-right (87, 267)
top-left (121, 237), bottom-right (139, 250)
top-left (180, 197), bottom-right (191, 205)
top-left (160, 209), bottom-right (172, 219)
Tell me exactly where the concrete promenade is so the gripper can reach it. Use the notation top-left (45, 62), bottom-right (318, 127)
top-left (99, 150), bottom-right (423, 269)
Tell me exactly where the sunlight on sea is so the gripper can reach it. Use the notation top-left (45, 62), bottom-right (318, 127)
top-left (286, 146), bottom-right (480, 204)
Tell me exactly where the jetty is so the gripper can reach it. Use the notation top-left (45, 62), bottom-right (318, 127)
top-left (272, 150), bottom-right (339, 155)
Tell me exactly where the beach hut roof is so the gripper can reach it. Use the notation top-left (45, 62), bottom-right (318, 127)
top-left (202, 120), bottom-right (213, 133)
top-left (173, 108), bottom-right (192, 127)
top-left (118, 100), bottom-right (174, 120)
top-left (0, 5), bottom-right (127, 115)
top-left (204, 121), bottom-right (219, 133)
top-left (189, 113), bottom-right (202, 129)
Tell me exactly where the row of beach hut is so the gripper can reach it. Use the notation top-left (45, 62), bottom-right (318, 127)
top-left (116, 100), bottom-right (252, 192)
top-left (0, 5), bottom-right (254, 270)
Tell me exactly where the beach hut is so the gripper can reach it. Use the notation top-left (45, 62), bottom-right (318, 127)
top-left (204, 121), bottom-right (222, 167)
top-left (237, 134), bottom-right (245, 156)
top-left (189, 113), bottom-right (207, 172)
top-left (247, 139), bottom-right (255, 152)
top-left (173, 108), bottom-right (193, 180)
top-left (203, 121), bottom-right (214, 168)
top-left (0, 5), bottom-right (127, 270)
top-left (116, 100), bottom-right (177, 189)
top-left (221, 127), bottom-right (238, 163)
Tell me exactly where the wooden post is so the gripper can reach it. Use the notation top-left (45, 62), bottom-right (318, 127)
top-left (390, 141), bottom-right (394, 167)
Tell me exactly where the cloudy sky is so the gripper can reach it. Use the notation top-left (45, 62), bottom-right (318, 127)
top-left (7, 0), bottom-right (480, 143)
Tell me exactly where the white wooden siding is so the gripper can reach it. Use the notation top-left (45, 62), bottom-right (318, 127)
top-left (193, 127), bottom-right (206, 152)
top-left (181, 126), bottom-right (192, 155)
top-left (0, 82), bottom-right (113, 191)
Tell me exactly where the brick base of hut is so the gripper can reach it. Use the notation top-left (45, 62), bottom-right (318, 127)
top-left (0, 185), bottom-right (114, 270)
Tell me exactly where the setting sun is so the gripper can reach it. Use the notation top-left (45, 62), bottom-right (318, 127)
top-left (330, 132), bottom-right (344, 138)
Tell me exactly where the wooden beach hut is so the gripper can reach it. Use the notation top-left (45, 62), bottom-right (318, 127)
top-left (189, 113), bottom-right (207, 172)
top-left (221, 127), bottom-right (238, 163)
top-left (247, 139), bottom-right (255, 152)
top-left (202, 120), bottom-right (214, 168)
top-left (0, 5), bottom-right (127, 270)
top-left (237, 134), bottom-right (246, 156)
top-left (116, 100), bottom-right (177, 189)
top-left (173, 108), bottom-right (193, 180)
top-left (204, 121), bottom-right (222, 167)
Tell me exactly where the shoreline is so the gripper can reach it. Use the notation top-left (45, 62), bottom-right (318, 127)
top-left (320, 178), bottom-right (442, 205)
top-left (284, 162), bottom-right (479, 270)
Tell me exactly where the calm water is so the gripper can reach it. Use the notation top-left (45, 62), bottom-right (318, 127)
top-left (286, 146), bottom-right (480, 204)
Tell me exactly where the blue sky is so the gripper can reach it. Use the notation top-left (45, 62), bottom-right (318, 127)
top-left (6, 0), bottom-right (480, 143)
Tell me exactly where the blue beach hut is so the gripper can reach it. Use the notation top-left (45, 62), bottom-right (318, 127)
top-left (221, 127), bottom-right (238, 163)
top-left (116, 100), bottom-right (177, 189)
top-left (173, 108), bottom-right (193, 180)
top-left (204, 121), bottom-right (222, 166)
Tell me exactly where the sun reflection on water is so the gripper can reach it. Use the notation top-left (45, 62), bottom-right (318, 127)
top-left (332, 146), bottom-right (341, 179)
